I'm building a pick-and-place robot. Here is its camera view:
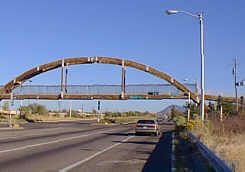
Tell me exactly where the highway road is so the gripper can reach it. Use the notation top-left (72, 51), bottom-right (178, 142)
top-left (0, 120), bottom-right (174, 172)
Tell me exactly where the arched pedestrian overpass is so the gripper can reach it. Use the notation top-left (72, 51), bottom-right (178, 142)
top-left (0, 56), bottom-right (236, 103)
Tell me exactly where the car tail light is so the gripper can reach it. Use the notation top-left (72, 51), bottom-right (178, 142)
top-left (148, 125), bottom-right (157, 129)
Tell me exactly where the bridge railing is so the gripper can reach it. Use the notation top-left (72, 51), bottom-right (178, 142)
top-left (6, 83), bottom-right (197, 96)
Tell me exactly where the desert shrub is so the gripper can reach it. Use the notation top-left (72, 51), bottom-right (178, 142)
top-left (104, 111), bottom-right (113, 118)
top-left (192, 113), bottom-right (200, 120)
top-left (19, 106), bottom-right (31, 119)
top-left (19, 104), bottom-right (48, 120)
top-left (121, 113), bottom-right (128, 118)
top-left (28, 103), bottom-right (47, 115)
top-left (24, 114), bottom-right (36, 122)
top-left (192, 117), bottom-right (245, 172)
top-left (184, 119), bottom-right (203, 130)
top-left (100, 118), bottom-right (116, 124)
top-left (70, 111), bottom-right (80, 118)
top-left (173, 115), bottom-right (186, 128)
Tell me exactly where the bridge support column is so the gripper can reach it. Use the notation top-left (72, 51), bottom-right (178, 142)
top-left (121, 60), bottom-right (126, 99)
top-left (65, 64), bottom-right (68, 93)
top-left (60, 60), bottom-right (65, 99)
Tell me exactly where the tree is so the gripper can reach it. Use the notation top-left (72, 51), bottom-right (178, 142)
top-left (217, 96), bottom-right (224, 111)
top-left (19, 106), bottom-right (31, 119)
top-left (207, 102), bottom-right (215, 113)
top-left (222, 102), bottom-right (236, 117)
top-left (170, 107), bottom-right (177, 119)
top-left (27, 103), bottom-right (47, 115)
top-left (189, 103), bottom-right (200, 118)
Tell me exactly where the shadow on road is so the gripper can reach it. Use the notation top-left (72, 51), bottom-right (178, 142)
top-left (110, 130), bottom-right (173, 172)
top-left (142, 131), bottom-right (173, 172)
top-left (103, 132), bottom-right (135, 137)
top-left (114, 140), bottom-right (157, 145)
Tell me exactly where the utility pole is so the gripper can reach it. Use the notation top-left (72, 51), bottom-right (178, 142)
top-left (187, 92), bottom-right (191, 121)
top-left (220, 104), bottom-right (223, 121)
top-left (233, 58), bottom-right (239, 113)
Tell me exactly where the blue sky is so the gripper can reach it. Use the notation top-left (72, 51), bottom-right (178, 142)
top-left (0, 0), bottom-right (244, 112)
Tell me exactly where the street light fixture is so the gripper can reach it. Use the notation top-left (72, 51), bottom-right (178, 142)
top-left (166, 9), bottom-right (205, 121)
top-left (166, 10), bottom-right (179, 15)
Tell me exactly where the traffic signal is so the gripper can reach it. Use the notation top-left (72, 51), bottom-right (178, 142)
top-left (98, 101), bottom-right (100, 111)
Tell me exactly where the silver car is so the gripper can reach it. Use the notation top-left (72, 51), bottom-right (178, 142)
top-left (135, 119), bottom-right (160, 136)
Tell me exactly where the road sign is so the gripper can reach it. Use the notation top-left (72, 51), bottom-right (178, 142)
top-left (237, 81), bottom-right (245, 86)
top-left (128, 96), bottom-right (143, 99)
top-left (240, 81), bottom-right (245, 86)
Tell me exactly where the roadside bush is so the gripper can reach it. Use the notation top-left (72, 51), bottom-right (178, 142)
top-left (104, 111), bottom-right (154, 118)
top-left (24, 114), bottom-right (36, 122)
top-left (100, 118), bottom-right (116, 124)
top-left (0, 115), bottom-right (8, 122)
top-left (192, 113), bottom-right (200, 120)
top-left (173, 115), bottom-right (186, 128)
top-left (19, 104), bottom-right (47, 116)
top-left (28, 103), bottom-right (47, 115)
top-left (192, 118), bottom-right (245, 172)
top-left (70, 111), bottom-right (80, 118)
top-left (183, 119), bottom-right (203, 130)
top-left (19, 106), bottom-right (31, 119)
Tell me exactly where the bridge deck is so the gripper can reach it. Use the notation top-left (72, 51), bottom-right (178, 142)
top-left (0, 84), bottom-right (236, 103)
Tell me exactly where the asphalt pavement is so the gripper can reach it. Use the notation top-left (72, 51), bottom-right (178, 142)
top-left (0, 120), bottom-right (174, 172)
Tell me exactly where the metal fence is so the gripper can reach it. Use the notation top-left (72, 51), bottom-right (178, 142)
top-left (9, 83), bottom-right (197, 96)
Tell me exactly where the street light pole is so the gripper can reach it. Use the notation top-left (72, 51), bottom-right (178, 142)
top-left (233, 57), bottom-right (239, 113)
top-left (199, 13), bottom-right (205, 121)
top-left (166, 9), bottom-right (205, 121)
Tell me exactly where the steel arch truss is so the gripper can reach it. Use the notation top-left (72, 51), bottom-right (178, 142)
top-left (1, 56), bottom-right (200, 102)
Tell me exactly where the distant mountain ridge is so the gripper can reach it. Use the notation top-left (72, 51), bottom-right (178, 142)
top-left (158, 105), bottom-right (185, 116)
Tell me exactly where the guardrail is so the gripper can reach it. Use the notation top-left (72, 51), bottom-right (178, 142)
top-left (188, 132), bottom-right (233, 172)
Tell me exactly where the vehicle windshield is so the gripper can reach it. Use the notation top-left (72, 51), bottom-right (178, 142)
top-left (137, 120), bottom-right (155, 124)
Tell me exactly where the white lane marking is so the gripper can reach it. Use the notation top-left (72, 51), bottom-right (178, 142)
top-left (59, 135), bottom-right (135, 172)
top-left (0, 128), bottom-right (64, 140)
top-left (0, 128), bottom-right (119, 154)
top-left (0, 126), bottom-right (98, 141)
top-left (97, 159), bottom-right (146, 166)
top-left (171, 132), bottom-right (176, 172)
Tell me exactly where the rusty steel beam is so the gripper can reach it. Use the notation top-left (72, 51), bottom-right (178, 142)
top-left (0, 93), bottom-right (238, 103)
top-left (205, 94), bottom-right (236, 103)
